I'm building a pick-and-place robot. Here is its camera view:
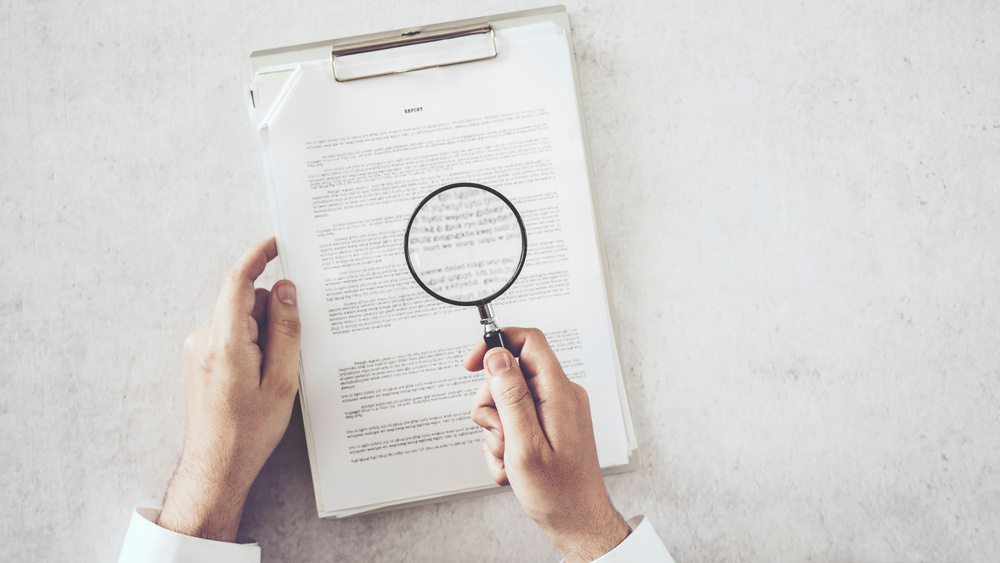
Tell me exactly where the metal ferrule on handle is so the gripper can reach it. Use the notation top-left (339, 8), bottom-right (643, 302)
top-left (477, 302), bottom-right (506, 350)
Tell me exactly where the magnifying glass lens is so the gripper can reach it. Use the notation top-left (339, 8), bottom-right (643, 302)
top-left (406, 186), bottom-right (524, 303)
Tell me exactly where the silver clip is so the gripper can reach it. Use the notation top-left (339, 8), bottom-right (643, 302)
top-left (331, 23), bottom-right (497, 82)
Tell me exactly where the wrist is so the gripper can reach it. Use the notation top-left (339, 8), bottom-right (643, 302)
top-left (552, 509), bottom-right (630, 563)
top-left (156, 456), bottom-right (253, 542)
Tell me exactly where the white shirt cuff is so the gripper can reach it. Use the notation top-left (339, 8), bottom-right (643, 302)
top-left (117, 507), bottom-right (261, 563)
top-left (588, 515), bottom-right (674, 562)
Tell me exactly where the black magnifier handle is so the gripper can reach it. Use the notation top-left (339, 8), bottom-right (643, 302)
top-left (478, 303), bottom-right (508, 351)
top-left (484, 327), bottom-right (506, 350)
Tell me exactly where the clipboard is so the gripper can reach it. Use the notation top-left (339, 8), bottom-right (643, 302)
top-left (246, 5), bottom-right (639, 518)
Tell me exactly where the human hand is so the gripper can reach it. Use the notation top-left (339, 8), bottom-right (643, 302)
top-left (156, 237), bottom-right (301, 542)
top-left (466, 327), bottom-right (630, 562)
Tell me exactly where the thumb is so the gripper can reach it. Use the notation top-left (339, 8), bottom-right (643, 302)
top-left (484, 347), bottom-right (546, 449)
top-left (262, 280), bottom-right (301, 397)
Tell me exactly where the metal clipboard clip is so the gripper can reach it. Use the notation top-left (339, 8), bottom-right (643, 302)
top-left (331, 23), bottom-right (498, 82)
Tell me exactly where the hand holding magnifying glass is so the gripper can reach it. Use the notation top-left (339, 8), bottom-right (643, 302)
top-left (404, 183), bottom-right (527, 350)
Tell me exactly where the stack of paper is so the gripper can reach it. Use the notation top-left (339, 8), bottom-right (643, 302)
top-left (250, 15), bottom-right (637, 518)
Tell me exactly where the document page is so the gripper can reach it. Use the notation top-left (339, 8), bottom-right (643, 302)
top-left (259, 23), bottom-right (632, 517)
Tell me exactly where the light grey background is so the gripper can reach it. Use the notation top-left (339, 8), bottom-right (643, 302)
top-left (2, 1), bottom-right (998, 561)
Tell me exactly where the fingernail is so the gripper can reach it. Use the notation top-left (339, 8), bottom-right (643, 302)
top-left (486, 351), bottom-right (512, 377)
top-left (276, 283), bottom-right (296, 305)
top-left (489, 427), bottom-right (501, 437)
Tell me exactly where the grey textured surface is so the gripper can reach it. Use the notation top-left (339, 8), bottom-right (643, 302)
top-left (2, 1), bottom-right (999, 561)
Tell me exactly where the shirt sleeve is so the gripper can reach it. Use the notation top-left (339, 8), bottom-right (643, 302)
top-left (588, 515), bottom-right (675, 563)
top-left (117, 507), bottom-right (261, 563)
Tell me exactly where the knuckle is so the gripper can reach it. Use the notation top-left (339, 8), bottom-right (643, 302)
top-left (470, 406), bottom-right (486, 426)
top-left (512, 441), bottom-right (546, 470)
top-left (497, 382), bottom-right (531, 407)
top-left (184, 332), bottom-right (218, 372)
top-left (271, 316), bottom-right (301, 339)
top-left (525, 327), bottom-right (547, 344)
top-left (200, 346), bottom-right (218, 368)
top-left (278, 373), bottom-right (300, 397)
top-left (568, 383), bottom-right (592, 415)
top-left (268, 369), bottom-right (299, 397)
top-left (486, 438), bottom-right (503, 459)
top-left (528, 433), bottom-right (550, 455)
top-left (182, 332), bottom-right (199, 356)
top-left (247, 317), bottom-right (259, 343)
top-left (223, 267), bottom-right (245, 287)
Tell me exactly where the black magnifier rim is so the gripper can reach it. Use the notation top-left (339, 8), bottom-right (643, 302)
top-left (404, 182), bottom-right (528, 307)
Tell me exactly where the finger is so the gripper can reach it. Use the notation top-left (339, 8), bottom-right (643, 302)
top-left (470, 379), bottom-right (504, 436)
top-left (471, 404), bottom-right (503, 438)
top-left (505, 328), bottom-right (590, 450)
top-left (251, 288), bottom-right (270, 347)
top-left (484, 346), bottom-right (548, 452)
top-left (482, 442), bottom-right (508, 486)
top-left (261, 280), bottom-right (301, 398)
top-left (473, 376), bottom-right (495, 410)
top-left (462, 327), bottom-right (538, 371)
top-left (466, 327), bottom-right (567, 385)
top-left (463, 337), bottom-right (488, 372)
top-left (483, 428), bottom-right (505, 458)
top-left (215, 237), bottom-right (278, 341)
top-left (500, 328), bottom-right (572, 407)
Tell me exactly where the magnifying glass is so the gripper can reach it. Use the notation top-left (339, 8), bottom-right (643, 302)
top-left (404, 182), bottom-right (527, 350)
